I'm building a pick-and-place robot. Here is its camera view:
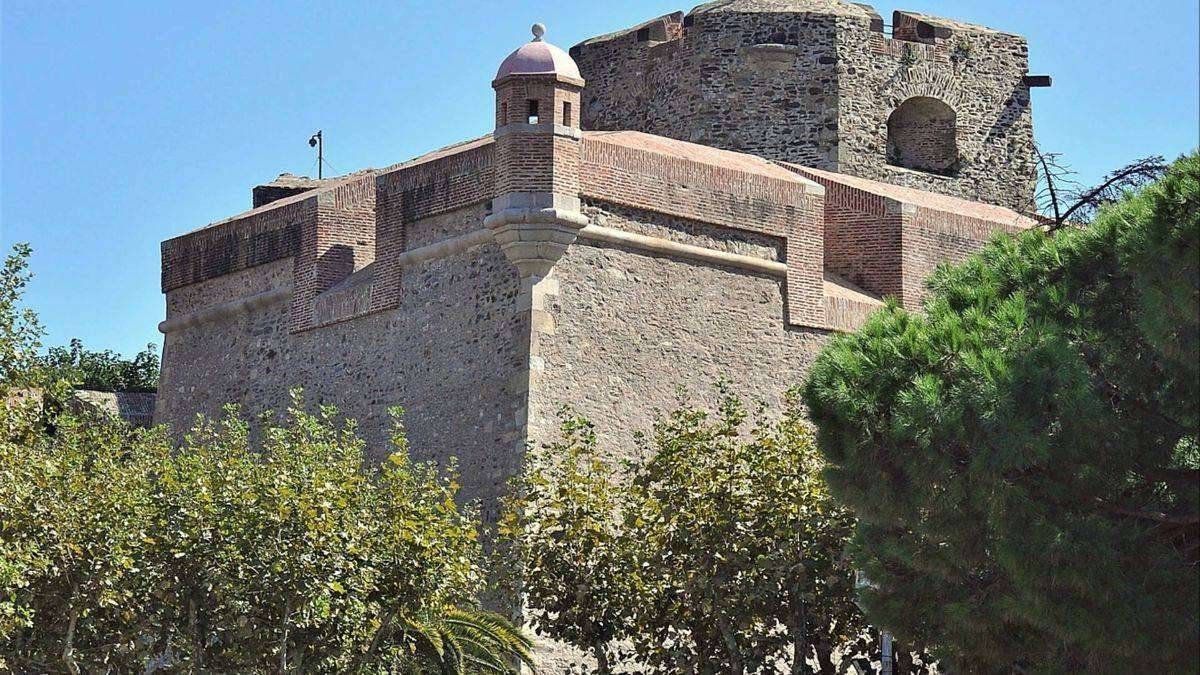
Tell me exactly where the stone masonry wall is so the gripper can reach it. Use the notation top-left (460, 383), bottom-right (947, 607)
top-left (835, 11), bottom-right (1036, 211)
top-left (580, 132), bottom-right (827, 328)
top-left (157, 204), bottom-right (530, 521)
top-left (530, 197), bottom-right (830, 468)
top-left (572, 1), bottom-right (1037, 211)
top-left (574, 8), bottom-right (842, 169)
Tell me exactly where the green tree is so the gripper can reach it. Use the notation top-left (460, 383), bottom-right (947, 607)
top-left (803, 154), bottom-right (1200, 671)
top-left (0, 244), bottom-right (534, 673)
top-left (499, 411), bottom-right (634, 673)
top-left (148, 399), bottom-right (512, 673)
top-left (503, 391), bottom-right (870, 674)
top-left (41, 338), bottom-right (159, 392)
top-left (624, 390), bottom-right (864, 674)
top-left (0, 244), bottom-right (48, 393)
top-left (0, 410), bottom-right (165, 673)
top-left (1, 399), bottom-right (535, 673)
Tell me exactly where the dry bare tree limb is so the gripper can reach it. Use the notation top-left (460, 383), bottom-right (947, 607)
top-left (1057, 155), bottom-right (1168, 227)
top-left (1033, 146), bottom-right (1168, 230)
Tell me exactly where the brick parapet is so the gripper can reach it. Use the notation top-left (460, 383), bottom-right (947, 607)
top-left (161, 172), bottom-right (381, 300)
top-left (785, 162), bottom-right (1030, 309)
top-left (161, 197), bottom-right (311, 293)
top-left (289, 173), bottom-right (377, 332)
top-left (868, 32), bottom-right (949, 63)
top-left (781, 165), bottom-right (901, 300)
top-left (897, 205), bottom-right (1029, 308)
top-left (376, 140), bottom-right (495, 223)
top-left (579, 135), bottom-right (825, 327)
top-left (370, 141), bottom-right (496, 314)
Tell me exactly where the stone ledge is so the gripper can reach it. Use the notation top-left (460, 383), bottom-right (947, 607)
top-left (159, 286), bottom-right (291, 334)
top-left (494, 122), bottom-right (583, 141)
top-left (883, 163), bottom-right (956, 181)
top-left (577, 224), bottom-right (787, 277)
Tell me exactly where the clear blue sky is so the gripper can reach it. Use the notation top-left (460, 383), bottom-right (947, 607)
top-left (2, 0), bottom-right (1197, 357)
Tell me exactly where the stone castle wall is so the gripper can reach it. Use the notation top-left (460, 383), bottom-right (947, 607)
top-left (530, 199), bottom-right (830, 465)
top-left (571, 1), bottom-right (1037, 211)
top-left (834, 12), bottom-right (1036, 212)
top-left (158, 203), bottom-right (532, 519)
top-left (574, 9), bottom-right (842, 169)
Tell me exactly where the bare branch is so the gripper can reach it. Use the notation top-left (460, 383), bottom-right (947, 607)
top-left (1036, 150), bottom-right (1168, 231)
top-left (1056, 155), bottom-right (1167, 228)
top-left (1035, 146), bottom-right (1063, 226)
top-left (1027, 146), bottom-right (1166, 229)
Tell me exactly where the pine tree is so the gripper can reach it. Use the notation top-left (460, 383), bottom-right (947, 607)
top-left (803, 154), bottom-right (1199, 671)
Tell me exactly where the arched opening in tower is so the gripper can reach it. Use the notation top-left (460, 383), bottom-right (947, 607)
top-left (886, 97), bottom-right (958, 176)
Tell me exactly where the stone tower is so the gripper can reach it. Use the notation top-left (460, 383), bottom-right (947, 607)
top-left (570, 0), bottom-right (1043, 211)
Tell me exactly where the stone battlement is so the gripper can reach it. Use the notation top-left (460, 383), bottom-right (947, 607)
top-left (570, 0), bottom-right (1038, 211)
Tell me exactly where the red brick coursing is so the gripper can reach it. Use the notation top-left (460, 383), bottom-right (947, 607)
top-left (370, 141), bottom-right (496, 317)
top-left (795, 172), bottom-right (904, 302)
top-left (161, 198), bottom-right (309, 293)
top-left (290, 174), bottom-right (377, 332)
top-left (494, 132), bottom-right (579, 197)
top-left (899, 206), bottom-right (1026, 307)
top-left (163, 128), bottom-right (1020, 335)
top-left (494, 77), bottom-right (582, 129)
top-left (791, 165), bottom-right (1027, 310)
top-left (163, 142), bottom-right (498, 333)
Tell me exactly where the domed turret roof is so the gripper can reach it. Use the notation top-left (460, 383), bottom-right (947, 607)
top-left (495, 24), bottom-right (582, 82)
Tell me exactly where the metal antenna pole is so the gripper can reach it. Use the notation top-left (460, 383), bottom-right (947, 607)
top-left (309, 130), bottom-right (324, 179)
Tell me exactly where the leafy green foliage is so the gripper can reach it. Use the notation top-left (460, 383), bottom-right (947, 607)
top-left (624, 390), bottom-right (864, 674)
top-left (0, 244), bottom-right (48, 393)
top-left (498, 411), bottom-right (634, 673)
top-left (503, 391), bottom-right (871, 674)
top-left (41, 338), bottom-right (159, 393)
top-left (0, 244), bottom-right (533, 673)
top-left (803, 153), bottom-right (1200, 671)
top-left (1, 396), bottom-right (534, 673)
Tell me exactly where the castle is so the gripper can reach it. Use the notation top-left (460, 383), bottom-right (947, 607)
top-left (156, 3), bottom-right (1041, 652)
top-left (157, 0), bottom-right (1046, 501)
top-left (156, 3), bottom-right (1044, 662)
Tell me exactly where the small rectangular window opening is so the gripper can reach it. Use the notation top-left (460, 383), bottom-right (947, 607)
top-left (562, 101), bottom-right (572, 126)
top-left (527, 99), bottom-right (539, 124)
top-left (501, 101), bottom-right (508, 124)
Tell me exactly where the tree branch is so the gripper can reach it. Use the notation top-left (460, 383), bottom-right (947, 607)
top-left (1104, 504), bottom-right (1200, 526)
top-left (1035, 147), bottom-right (1063, 227)
top-left (1057, 156), bottom-right (1167, 227)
